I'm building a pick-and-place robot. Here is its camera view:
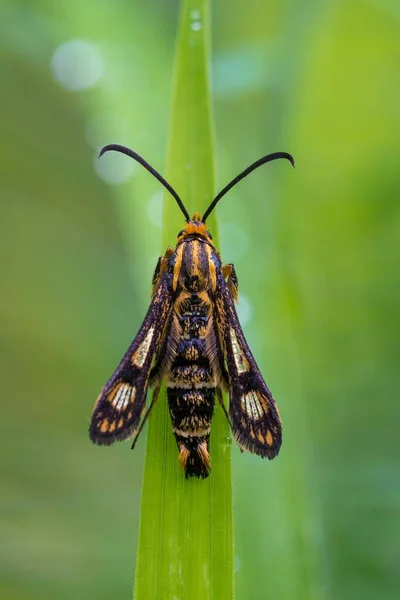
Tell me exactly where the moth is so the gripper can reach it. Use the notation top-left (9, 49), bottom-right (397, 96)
top-left (90, 144), bottom-right (294, 478)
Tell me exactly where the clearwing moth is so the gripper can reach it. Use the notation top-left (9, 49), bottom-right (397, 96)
top-left (90, 144), bottom-right (295, 478)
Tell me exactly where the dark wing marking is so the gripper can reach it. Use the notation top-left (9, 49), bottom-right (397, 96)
top-left (89, 271), bottom-right (174, 445)
top-left (213, 270), bottom-right (282, 459)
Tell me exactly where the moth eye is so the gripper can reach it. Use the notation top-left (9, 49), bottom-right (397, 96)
top-left (178, 229), bottom-right (185, 236)
top-left (207, 231), bottom-right (213, 240)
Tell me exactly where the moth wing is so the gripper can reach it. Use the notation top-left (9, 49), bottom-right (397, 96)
top-left (214, 271), bottom-right (282, 458)
top-left (89, 272), bottom-right (174, 445)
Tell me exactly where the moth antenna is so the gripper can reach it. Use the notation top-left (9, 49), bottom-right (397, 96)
top-left (99, 144), bottom-right (190, 222)
top-left (202, 151), bottom-right (295, 223)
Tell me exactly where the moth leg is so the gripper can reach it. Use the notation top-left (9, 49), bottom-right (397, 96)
top-left (222, 263), bottom-right (239, 301)
top-left (130, 385), bottom-right (160, 450)
top-left (216, 387), bottom-right (233, 429)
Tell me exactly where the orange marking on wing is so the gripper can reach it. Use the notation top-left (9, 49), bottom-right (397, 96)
top-left (100, 420), bottom-right (109, 433)
top-left (109, 422), bottom-right (116, 433)
top-left (172, 244), bottom-right (184, 291)
top-left (107, 385), bottom-right (118, 402)
top-left (266, 430), bottom-right (273, 446)
top-left (257, 430), bottom-right (265, 444)
top-left (151, 255), bottom-right (170, 295)
top-left (204, 244), bottom-right (217, 291)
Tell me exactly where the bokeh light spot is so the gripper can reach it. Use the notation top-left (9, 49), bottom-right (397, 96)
top-left (94, 151), bottom-right (135, 185)
top-left (237, 294), bottom-right (253, 326)
top-left (220, 221), bottom-right (249, 261)
top-left (51, 40), bottom-right (104, 91)
top-left (85, 113), bottom-right (131, 151)
top-left (146, 192), bottom-right (163, 228)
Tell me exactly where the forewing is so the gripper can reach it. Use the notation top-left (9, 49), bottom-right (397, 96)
top-left (214, 271), bottom-right (282, 458)
top-left (89, 272), bottom-right (174, 445)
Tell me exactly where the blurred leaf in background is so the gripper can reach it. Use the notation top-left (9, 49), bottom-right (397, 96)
top-left (1, 1), bottom-right (399, 600)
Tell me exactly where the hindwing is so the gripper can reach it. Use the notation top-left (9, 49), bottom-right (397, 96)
top-left (214, 270), bottom-right (282, 458)
top-left (89, 271), bottom-right (174, 445)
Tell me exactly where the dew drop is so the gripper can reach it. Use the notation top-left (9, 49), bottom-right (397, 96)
top-left (191, 21), bottom-right (202, 31)
top-left (234, 555), bottom-right (242, 572)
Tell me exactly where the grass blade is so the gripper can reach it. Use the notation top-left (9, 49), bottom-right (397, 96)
top-left (134, 1), bottom-right (234, 599)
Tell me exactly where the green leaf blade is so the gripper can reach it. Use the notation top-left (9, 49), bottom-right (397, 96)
top-left (134, 2), bottom-right (234, 599)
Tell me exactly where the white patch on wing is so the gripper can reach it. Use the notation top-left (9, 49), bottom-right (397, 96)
top-left (241, 391), bottom-right (264, 421)
top-left (132, 327), bottom-right (155, 367)
top-left (111, 383), bottom-right (135, 411)
top-left (230, 328), bottom-right (249, 374)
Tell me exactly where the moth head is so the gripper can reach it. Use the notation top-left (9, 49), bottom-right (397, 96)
top-left (97, 145), bottom-right (295, 225)
top-left (177, 213), bottom-right (214, 244)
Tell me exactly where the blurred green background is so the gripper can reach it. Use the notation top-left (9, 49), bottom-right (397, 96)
top-left (1, 1), bottom-right (399, 599)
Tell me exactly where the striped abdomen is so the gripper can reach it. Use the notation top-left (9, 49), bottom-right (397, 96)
top-left (166, 294), bottom-right (215, 478)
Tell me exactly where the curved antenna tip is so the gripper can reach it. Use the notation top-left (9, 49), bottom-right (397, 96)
top-left (288, 154), bottom-right (295, 168)
top-left (202, 150), bottom-right (296, 222)
top-left (274, 151), bottom-right (295, 169)
top-left (98, 144), bottom-right (117, 159)
top-left (96, 144), bottom-right (190, 221)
